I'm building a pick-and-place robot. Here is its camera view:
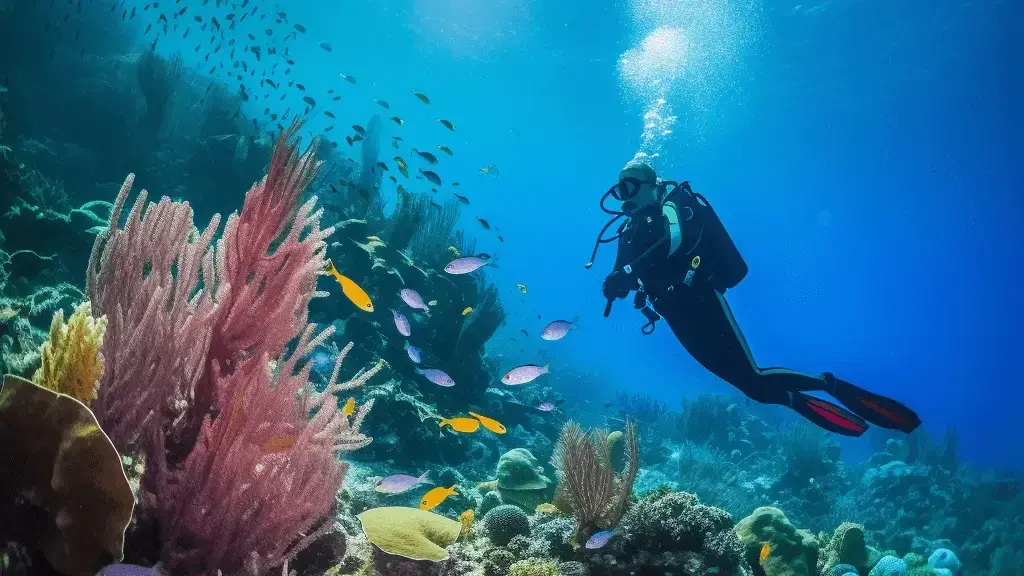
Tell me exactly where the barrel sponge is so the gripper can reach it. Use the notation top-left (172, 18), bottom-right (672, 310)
top-left (483, 504), bottom-right (531, 546)
top-left (357, 506), bottom-right (462, 561)
top-left (819, 522), bottom-right (868, 573)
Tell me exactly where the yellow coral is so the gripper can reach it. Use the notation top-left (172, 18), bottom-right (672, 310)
top-left (32, 301), bottom-right (107, 403)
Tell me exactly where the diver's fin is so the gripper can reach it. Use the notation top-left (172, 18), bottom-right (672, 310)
top-left (788, 391), bottom-right (869, 437)
top-left (824, 372), bottom-right (922, 433)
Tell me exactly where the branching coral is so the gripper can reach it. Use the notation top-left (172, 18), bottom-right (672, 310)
top-left (32, 300), bottom-right (107, 403)
top-left (551, 420), bottom-right (639, 540)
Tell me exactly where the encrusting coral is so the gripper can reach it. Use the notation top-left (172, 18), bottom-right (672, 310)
top-left (357, 506), bottom-right (462, 561)
top-left (32, 300), bottom-right (107, 403)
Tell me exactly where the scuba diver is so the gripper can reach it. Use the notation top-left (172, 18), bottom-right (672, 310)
top-left (587, 157), bottom-right (921, 437)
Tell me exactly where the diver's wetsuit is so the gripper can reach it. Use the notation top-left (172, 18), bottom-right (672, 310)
top-left (602, 182), bottom-right (921, 437)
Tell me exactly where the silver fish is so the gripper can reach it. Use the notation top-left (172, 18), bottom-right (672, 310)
top-left (541, 317), bottom-right (579, 341)
top-left (406, 342), bottom-right (422, 364)
top-left (400, 288), bottom-right (430, 311)
top-left (392, 309), bottom-right (411, 337)
top-left (445, 256), bottom-right (492, 275)
top-left (375, 472), bottom-right (430, 494)
top-left (502, 363), bottom-right (550, 385)
top-left (417, 367), bottom-right (455, 387)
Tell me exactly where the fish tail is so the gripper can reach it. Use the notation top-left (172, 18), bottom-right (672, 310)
top-left (439, 418), bottom-right (450, 428)
top-left (571, 316), bottom-right (581, 329)
top-left (542, 362), bottom-right (551, 373)
top-left (418, 471), bottom-right (432, 483)
top-left (448, 485), bottom-right (458, 494)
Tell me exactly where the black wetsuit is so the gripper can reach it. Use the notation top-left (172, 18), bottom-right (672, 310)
top-left (602, 182), bottom-right (921, 437)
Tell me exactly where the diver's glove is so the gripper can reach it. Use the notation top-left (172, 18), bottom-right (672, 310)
top-left (602, 270), bottom-right (634, 300)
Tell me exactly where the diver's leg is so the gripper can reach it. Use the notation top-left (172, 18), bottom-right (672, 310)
top-left (659, 290), bottom-right (870, 436)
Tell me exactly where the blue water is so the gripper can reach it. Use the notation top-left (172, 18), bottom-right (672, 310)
top-left (145, 0), bottom-right (1019, 467)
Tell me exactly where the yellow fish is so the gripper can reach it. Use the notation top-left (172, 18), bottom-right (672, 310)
top-left (459, 509), bottom-right (473, 536)
top-left (462, 307), bottom-right (473, 316)
top-left (468, 411), bottom-right (506, 434)
top-left (343, 397), bottom-right (356, 417)
top-left (440, 417), bottom-right (480, 433)
top-left (759, 542), bottom-right (772, 563)
top-left (516, 283), bottom-right (527, 294)
top-left (324, 258), bottom-right (374, 312)
top-left (419, 485), bottom-right (457, 510)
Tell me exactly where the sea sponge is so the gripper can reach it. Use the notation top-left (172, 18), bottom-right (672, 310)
top-left (868, 555), bottom-right (908, 576)
top-left (927, 549), bottom-right (959, 572)
top-left (826, 565), bottom-right (859, 576)
top-left (32, 301), bottom-right (107, 403)
top-left (0, 375), bottom-right (134, 576)
top-left (357, 506), bottom-right (461, 561)
top-left (483, 504), bottom-right (531, 546)
top-left (819, 523), bottom-right (868, 574)
top-left (508, 559), bottom-right (560, 576)
top-left (734, 506), bottom-right (818, 576)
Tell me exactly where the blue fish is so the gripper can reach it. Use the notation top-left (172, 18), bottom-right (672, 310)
top-left (585, 529), bottom-right (615, 549)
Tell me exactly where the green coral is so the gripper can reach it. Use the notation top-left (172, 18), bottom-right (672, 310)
top-left (508, 559), bottom-right (560, 576)
top-left (735, 506), bottom-right (818, 576)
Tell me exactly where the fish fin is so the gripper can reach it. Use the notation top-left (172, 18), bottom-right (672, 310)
top-left (418, 471), bottom-right (432, 484)
top-left (486, 254), bottom-right (501, 269)
top-left (439, 418), bottom-right (449, 428)
top-left (448, 485), bottom-right (458, 494)
top-left (542, 362), bottom-right (551, 373)
top-left (571, 316), bottom-right (581, 330)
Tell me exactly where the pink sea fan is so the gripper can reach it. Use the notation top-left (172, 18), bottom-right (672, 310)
top-left (155, 325), bottom-right (379, 575)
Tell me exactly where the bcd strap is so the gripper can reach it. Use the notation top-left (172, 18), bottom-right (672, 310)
top-left (633, 290), bottom-right (661, 335)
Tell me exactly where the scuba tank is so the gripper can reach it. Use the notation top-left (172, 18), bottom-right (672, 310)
top-left (671, 181), bottom-right (748, 292)
top-left (586, 180), bottom-right (747, 292)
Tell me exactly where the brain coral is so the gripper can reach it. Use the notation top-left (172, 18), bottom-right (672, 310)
top-left (483, 504), bottom-right (531, 546)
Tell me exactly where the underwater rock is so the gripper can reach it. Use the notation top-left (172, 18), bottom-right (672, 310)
top-left (0, 375), bottom-right (134, 576)
top-left (825, 564), bottom-right (859, 576)
top-left (483, 505), bottom-right (531, 546)
top-left (735, 506), bottom-right (818, 576)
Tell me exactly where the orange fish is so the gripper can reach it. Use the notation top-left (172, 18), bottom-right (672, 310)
top-left (324, 258), bottom-right (373, 312)
top-left (440, 417), bottom-right (480, 433)
top-left (468, 411), bottom-right (506, 434)
top-left (343, 397), bottom-right (356, 417)
top-left (419, 485), bottom-right (457, 510)
top-left (264, 434), bottom-right (296, 454)
top-left (759, 542), bottom-right (772, 563)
